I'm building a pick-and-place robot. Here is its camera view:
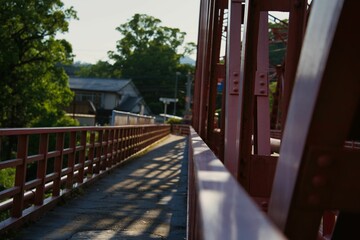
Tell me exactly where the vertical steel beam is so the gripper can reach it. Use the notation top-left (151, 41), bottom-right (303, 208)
top-left (280, 0), bottom-right (307, 131)
top-left (254, 12), bottom-right (271, 155)
top-left (207, 0), bottom-right (225, 153)
top-left (268, 0), bottom-right (360, 238)
top-left (192, 0), bottom-right (206, 132)
top-left (223, 0), bottom-right (242, 178)
top-left (199, 0), bottom-right (216, 140)
top-left (237, 0), bottom-right (260, 188)
top-left (193, 0), bottom-right (211, 135)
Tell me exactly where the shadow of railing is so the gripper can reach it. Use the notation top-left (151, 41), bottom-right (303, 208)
top-left (0, 125), bottom-right (170, 233)
top-left (12, 134), bottom-right (188, 239)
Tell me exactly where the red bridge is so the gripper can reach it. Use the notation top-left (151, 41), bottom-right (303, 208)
top-left (1, 0), bottom-right (360, 239)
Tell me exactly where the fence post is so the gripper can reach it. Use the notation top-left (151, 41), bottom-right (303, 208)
top-left (77, 131), bottom-right (87, 183)
top-left (53, 132), bottom-right (64, 197)
top-left (34, 133), bottom-right (49, 206)
top-left (66, 132), bottom-right (76, 190)
top-left (12, 135), bottom-right (29, 218)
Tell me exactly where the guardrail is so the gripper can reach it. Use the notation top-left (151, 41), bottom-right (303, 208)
top-left (0, 124), bottom-right (170, 232)
top-left (111, 110), bottom-right (156, 125)
top-left (187, 127), bottom-right (286, 240)
top-left (171, 124), bottom-right (191, 136)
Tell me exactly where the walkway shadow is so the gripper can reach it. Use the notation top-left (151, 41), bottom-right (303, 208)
top-left (14, 135), bottom-right (188, 240)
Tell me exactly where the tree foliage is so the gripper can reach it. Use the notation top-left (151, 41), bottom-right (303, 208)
top-left (0, 0), bottom-right (78, 127)
top-left (268, 19), bottom-right (288, 67)
top-left (75, 61), bottom-right (121, 79)
top-left (108, 14), bottom-right (195, 114)
top-left (109, 14), bottom-right (184, 78)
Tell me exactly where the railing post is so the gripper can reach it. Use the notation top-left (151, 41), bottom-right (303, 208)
top-left (108, 129), bottom-right (115, 167)
top-left (140, 127), bottom-right (145, 150)
top-left (119, 128), bottom-right (125, 161)
top-left (53, 132), bottom-right (64, 197)
top-left (124, 128), bottom-right (130, 159)
top-left (35, 133), bottom-right (49, 206)
top-left (77, 131), bottom-right (87, 184)
top-left (136, 127), bottom-right (140, 152)
top-left (94, 130), bottom-right (103, 174)
top-left (12, 135), bottom-right (29, 218)
top-left (102, 129), bottom-right (109, 171)
top-left (114, 128), bottom-right (120, 163)
top-left (129, 127), bottom-right (134, 156)
top-left (66, 132), bottom-right (76, 189)
top-left (87, 131), bottom-right (95, 175)
top-left (224, 0), bottom-right (243, 177)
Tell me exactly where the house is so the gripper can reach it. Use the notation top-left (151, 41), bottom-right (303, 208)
top-left (66, 77), bottom-right (151, 125)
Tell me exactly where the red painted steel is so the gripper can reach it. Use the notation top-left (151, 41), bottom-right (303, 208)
top-left (237, 0), bottom-right (260, 190)
top-left (223, 0), bottom-right (242, 178)
top-left (254, 12), bottom-right (271, 155)
top-left (188, 126), bottom-right (286, 240)
top-left (0, 125), bottom-right (170, 233)
top-left (191, 0), bottom-right (360, 239)
top-left (268, 0), bottom-right (360, 239)
top-left (280, 0), bottom-right (307, 131)
top-left (206, 0), bottom-right (225, 154)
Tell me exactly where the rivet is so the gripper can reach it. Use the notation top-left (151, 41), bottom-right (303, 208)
top-left (233, 88), bottom-right (238, 92)
top-left (260, 90), bottom-right (265, 94)
top-left (259, 81), bottom-right (265, 86)
top-left (307, 194), bottom-right (320, 205)
top-left (312, 175), bottom-right (327, 187)
top-left (260, 74), bottom-right (265, 78)
top-left (317, 155), bottom-right (333, 167)
top-left (261, 201), bottom-right (268, 211)
top-left (233, 72), bottom-right (239, 77)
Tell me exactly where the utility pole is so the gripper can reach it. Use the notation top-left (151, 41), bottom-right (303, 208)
top-left (173, 72), bottom-right (181, 115)
top-left (185, 72), bottom-right (192, 113)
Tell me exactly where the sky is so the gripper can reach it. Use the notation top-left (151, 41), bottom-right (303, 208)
top-left (59, 0), bottom-right (201, 64)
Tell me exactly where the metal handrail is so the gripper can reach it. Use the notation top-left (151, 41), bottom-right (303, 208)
top-left (187, 127), bottom-right (286, 240)
top-left (0, 124), bottom-right (170, 232)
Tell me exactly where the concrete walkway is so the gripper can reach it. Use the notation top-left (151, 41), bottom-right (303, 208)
top-left (14, 135), bottom-right (188, 240)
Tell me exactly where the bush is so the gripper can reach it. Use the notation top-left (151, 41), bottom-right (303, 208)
top-left (166, 118), bottom-right (183, 124)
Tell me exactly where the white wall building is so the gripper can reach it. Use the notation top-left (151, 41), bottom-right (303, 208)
top-left (66, 77), bottom-right (151, 125)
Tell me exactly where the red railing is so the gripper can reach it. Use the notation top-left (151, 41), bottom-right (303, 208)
top-left (187, 127), bottom-right (286, 240)
top-left (0, 124), bottom-right (170, 232)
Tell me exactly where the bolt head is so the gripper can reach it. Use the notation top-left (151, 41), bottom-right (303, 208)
top-left (317, 155), bottom-right (333, 167)
top-left (307, 194), bottom-right (320, 205)
top-left (312, 175), bottom-right (327, 187)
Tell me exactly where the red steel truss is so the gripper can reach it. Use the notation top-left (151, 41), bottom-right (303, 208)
top-left (191, 0), bottom-right (360, 239)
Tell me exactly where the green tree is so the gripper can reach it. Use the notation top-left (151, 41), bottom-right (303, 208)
top-left (268, 19), bottom-right (288, 67)
top-left (109, 14), bottom-right (195, 114)
top-left (75, 60), bottom-right (121, 79)
top-left (0, 0), bottom-right (77, 128)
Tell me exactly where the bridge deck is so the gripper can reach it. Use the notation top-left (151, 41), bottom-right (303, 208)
top-left (13, 134), bottom-right (188, 240)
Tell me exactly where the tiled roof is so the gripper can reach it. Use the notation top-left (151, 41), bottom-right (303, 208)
top-left (69, 77), bottom-right (131, 92)
top-left (118, 96), bottom-right (142, 112)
